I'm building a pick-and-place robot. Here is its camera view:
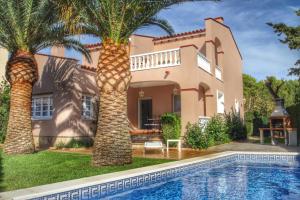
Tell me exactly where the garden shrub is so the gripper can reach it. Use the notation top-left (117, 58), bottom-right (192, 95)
top-left (184, 122), bottom-right (209, 149)
top-left (206, 115), bottom-right (230, 144)
top-left (160, 113), bottom-right (181, 143)
top-left (0, 81), bottom-right (10, 143)
top-left (65, 138), bottom-right (93, 148)
top-left (224, 109), bottom-right (247, 140)
top-left (185, 115), bottom-right (230, 149)
top-left (55, 141), bottom-right (66, 149)
top-left (55, 138), bottom-right (93, 149)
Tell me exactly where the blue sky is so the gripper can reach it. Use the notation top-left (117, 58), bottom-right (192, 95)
top-left (66, 0), bottom-right (299, 80)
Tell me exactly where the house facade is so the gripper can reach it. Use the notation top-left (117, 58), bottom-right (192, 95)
top-left (0, 48), bottom-right (8, 82)
top-left (32, 17), bottom-right (244, 147)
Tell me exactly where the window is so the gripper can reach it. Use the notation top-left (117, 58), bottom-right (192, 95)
top-left (217, 90), bottom-right (224, 114)
top-left (82, 95), bottom-right (94, 119)
top-left (31, 95), bottom-right (53, 119)
top-left (173, 94), bottom-right (181, 113)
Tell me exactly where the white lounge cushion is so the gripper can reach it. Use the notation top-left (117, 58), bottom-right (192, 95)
top-left (144, 141), bottom-right (163, 148)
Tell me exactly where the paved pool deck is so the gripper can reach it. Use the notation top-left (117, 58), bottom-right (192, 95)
top-left (50, 140), bottom-right (300, 160)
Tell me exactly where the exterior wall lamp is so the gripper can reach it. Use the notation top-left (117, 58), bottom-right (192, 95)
top-left (139, 89), bottom-right (145, 98)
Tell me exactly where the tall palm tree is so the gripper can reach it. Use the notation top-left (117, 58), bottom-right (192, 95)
top-left (62, 0), bottom-right (215, 166)
top-left (0, 0), bottom-right (90, 155)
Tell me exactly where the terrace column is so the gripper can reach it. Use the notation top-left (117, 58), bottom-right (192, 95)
top-left (180, 88), bottom-right (201, 136)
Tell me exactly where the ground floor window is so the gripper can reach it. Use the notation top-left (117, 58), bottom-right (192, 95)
top-left (82, 95), bottom-right (95, 119)
top-left (173, 94), bottom-right (181, 113)
top-left (217, 90), bottom-right (225, 114)
top-left (31, 95), bottom-right (53, 119)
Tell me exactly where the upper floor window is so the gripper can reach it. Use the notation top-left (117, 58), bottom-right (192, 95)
top-left (82, 95), bottom-right (95, 119)
top-left (173, 94), bottom-right (181, 114)
top-left (32, 95), bottom-right (53, 120)
top-left (217, 90), bottom-right (225, 114)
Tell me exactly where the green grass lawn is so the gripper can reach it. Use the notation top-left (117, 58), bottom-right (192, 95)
top-left (0, 151), bottom-right (172, 192)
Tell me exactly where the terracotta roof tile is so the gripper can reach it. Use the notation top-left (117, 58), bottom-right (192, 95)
top-left (153, 29), bottom-right (205, 41)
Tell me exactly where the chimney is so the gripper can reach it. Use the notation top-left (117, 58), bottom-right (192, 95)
top-left (51, 46), bottom-right (65, 57)
top-left (214, 17), bottom-right (224, 24)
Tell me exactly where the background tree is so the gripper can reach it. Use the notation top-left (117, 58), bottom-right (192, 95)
top-left (268, 9), bottom-right (300, 78)
top-left (0, 0), bottom-right (90, 155)
top-left (243, 74), bottom-right (300, 136)
top-left (59, 0), bottom-right (218, 166)
top-left (264, 76), bottom-right (285, 100)
top-left (0, 81), bottom-right (10, 143)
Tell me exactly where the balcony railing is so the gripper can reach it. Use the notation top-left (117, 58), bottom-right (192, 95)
top-left (197, 53), bottom-right (211, 73)
top-left (130, 48), bottom-right (180, 71)
top-left (215, 66), bottom-right (222, 80)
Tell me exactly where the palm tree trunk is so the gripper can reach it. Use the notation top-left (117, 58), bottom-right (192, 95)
top-left (4, 51), bottom-right (38, 155)
top-left (92, 39), bottom-right (132, 166)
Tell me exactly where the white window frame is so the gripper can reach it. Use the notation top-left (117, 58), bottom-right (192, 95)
top-left (82, 95), bottom-right (95, 120)
top-left (31, 95), bottom-right (53, 120)
top-left (217, 90), bottom-right (225, 114)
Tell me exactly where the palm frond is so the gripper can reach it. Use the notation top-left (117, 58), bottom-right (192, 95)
top-left (0, 0), bottom-right (90, 61)
top-left (60, 0), bottom-right (218, 44)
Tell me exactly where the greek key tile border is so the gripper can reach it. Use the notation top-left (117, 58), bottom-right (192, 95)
top-left (29, 153), bottom-right (299, 200)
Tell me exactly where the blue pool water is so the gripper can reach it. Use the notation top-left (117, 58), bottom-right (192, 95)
top-left (100, 160), bottom-right (300, 200)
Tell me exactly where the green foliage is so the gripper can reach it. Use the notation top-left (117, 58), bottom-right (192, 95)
top-left (0, 0), bottom-right (90, 60)
top-left (286, 103), bottom-right (300, 145)
top-left (57, 0), bottom-right (216, 44)
top-left (185, 116), bottom-right (230, 150)
top-left (268, 9), bottom-right (300, 78)
top-left (161, 113), bottom-right (181, 143)
top-left (205, 115), bottom-right (230, 145)
top-left (55, 141), bottom-right (66, 149)
top-left (55, 138), bottom-right (93, 149)
top-left (225, 110), bottom-right (247, 140)
top-left (0, 81), bottom-right (10, 143)
top-left (184, 122), bottom-right (209, 149)
top-left (243, 74), bottom-right (274, 117)
top-left (65, 138), bottom-right (93, 148)
top-left (243, 74), bottom-right (300, 136)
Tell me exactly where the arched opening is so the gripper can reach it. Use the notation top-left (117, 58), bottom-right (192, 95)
top-left (199, 82), bottom-right (211, 116)
top-left (128, 81), bottom-right (181, 130)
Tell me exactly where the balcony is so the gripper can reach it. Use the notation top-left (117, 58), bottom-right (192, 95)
top-left (215, 66), bottom-right (222, 80)
top-left (197, 53), bottom-right (211, 73)
top-left (130, 48), bottom-right (180, 72)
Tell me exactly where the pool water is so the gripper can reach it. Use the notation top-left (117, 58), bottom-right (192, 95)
top-left (101, 161), bottom-right (300, 200)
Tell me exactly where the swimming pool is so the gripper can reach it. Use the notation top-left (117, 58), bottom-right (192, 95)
top-left (102, 158), bottom-right (300, 200)
top-left (5, 152), bottom-right (300, 200)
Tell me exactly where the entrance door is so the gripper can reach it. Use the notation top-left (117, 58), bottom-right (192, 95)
top-left (139, 99), bottom-right (152, 129)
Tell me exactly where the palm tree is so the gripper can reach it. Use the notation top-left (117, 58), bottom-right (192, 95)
top-left (61, 0), bottom-right (216, 166)
top-left (0, 0), bottom-right (90, 155)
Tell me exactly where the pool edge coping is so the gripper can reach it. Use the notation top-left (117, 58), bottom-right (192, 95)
top-left (1, 151), bottom-right (299, 200)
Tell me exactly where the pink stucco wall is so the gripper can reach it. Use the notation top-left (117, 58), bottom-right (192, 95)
top-left (128, 85), bottom-right (177, 128)
top-left (33, 17), bottom-right (243, 146)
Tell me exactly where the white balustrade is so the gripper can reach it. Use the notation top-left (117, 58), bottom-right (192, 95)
top-left (215, 66), bottom-right (222, 80)
top-left (130, 48), bottom-right (180, 71)
top-left (197, 53), bottom-right (211, 73)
